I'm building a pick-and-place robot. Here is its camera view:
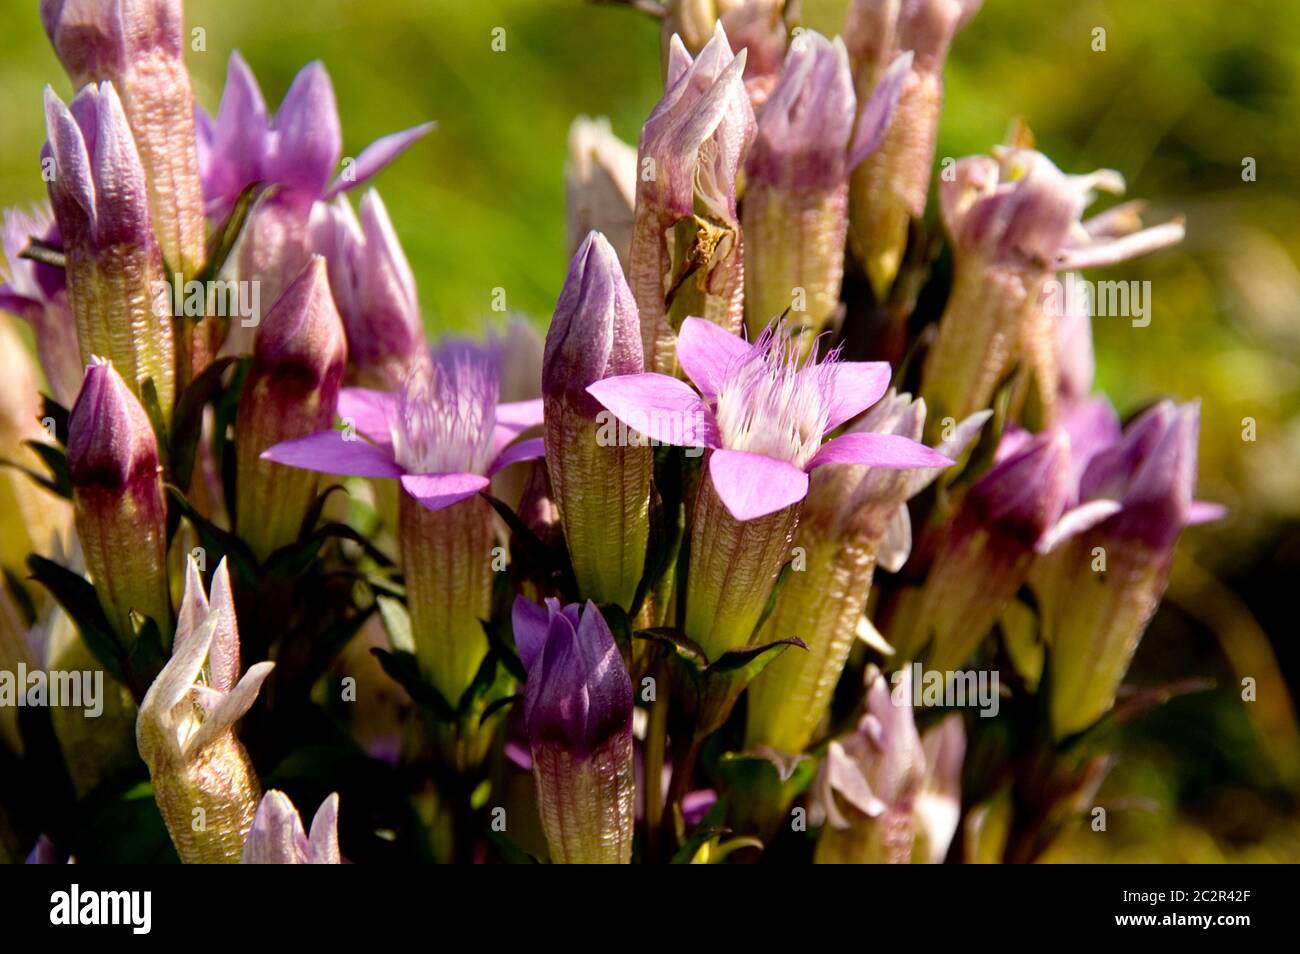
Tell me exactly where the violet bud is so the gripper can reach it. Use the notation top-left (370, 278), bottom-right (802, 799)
top-left (1036, 401), bottom-right (1223, 739)
top-left (234, 256), bottom-right (348, 561)
top-left (544, 231), bottom-right (651, 609)
top-left (137, 557), bottom-right (273, 863)
top-left (42, 0), bottom-right (207, 280)
top-left (44, 83), bottom-right (175, 423)
top-left (310, 190), bottom-right (424, 391)
top-left (845, 0), bottom-right (982, 297)
top-left (630, 23), bottom-right (755, 374)
top-left (517, 598), bottom-right (635, 864)
top-left (659, 1), bottom-right (790, 108)
top-left (67, 358), bottom-right (171, 646)
top-left (565, 117), bottom-right (637, 275)
top-left (241, 791), bottom-right (341, 864)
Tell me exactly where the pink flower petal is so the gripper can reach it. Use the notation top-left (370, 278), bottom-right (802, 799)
top-left (708, 448), bottom-right (809, 521)
top-left (819, 362), bottom-right (892, 432)
top-left (809, 432), bottom-right (953, 471)
top-left (488, 436), bottom-right (544, 476)
top-left (336, 387), bottom-right (396, 446)
top-left (587, 373), bottom-right (720, 449)
top-left (326, 122), bottom-right (436, 198)
top-left (676, 315), bottom-right (750, 398)
top-left (400, 472), bottom-right (489, 511)
top-left (493, 398), bottom-right (545, 455)
top-left (261, 430), bottom-right (402, 478)
top-left (1188, 500), bottom-right (1227, 525)
top-left (1035, 499), bottom-right (1123, 554)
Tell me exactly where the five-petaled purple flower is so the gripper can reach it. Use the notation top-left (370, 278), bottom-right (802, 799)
top-left (587, 316), bottom-right (952, 521)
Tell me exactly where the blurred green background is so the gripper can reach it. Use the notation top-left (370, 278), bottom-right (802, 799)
top-left (2, 0), bottom-right (1297, 860)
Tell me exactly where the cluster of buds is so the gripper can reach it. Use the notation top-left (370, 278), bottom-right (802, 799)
top-left (1, 0), bottom-right (1226, 867)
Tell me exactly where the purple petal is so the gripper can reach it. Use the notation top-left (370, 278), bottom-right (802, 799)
top-left (676, 315), bottom-right (750, 399)
top-left (846, 51), bottom-right (911, 170)
top-left (511, 597), bottom-right (550, 672)
top-left (586, 373), bottom-right (720, 448)
top-left (261, 430), bottom-right (402, 478)
top-left (327, 122), bottom-right (436, 198)
top-left (820, 362), bottom-right (892, 432)
top-left (809, 432), bottom-right (953, 471)
top-left (1188, 500), bottom-right (1226, 525)
top-left (493, 398), bottom-right (545, 455)
top-left (1035, 499), bottom-right (1123, 554)
top-left (267, 61), bottom-right (341, 198)
top-left (708, 448), bottom-right (809, 520)
top-left (1057, 221), bottom-right (1185, 270)
top-left (336, 387), bottom-right (395, 446)
top-left (488, 436), bottom-right (544, 476)
top-left (400, 472), bottom-right (489, 511)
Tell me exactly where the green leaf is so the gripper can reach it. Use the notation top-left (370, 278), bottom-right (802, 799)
top-left (370, 647), bottom-right (457, 722)
top-left (376, 595), bottom-right (415, 654)
top-left (26, 555), bottom-right (124, 684)
top-left (17, 237), bottom-right (65, 270)
top-left (39, 394), bottom-right (70, 444)
top-left (707, 636), bottom-right (807, 679)
top-left (633, 627), bottom-right (709, 675)
top-left (138, 377), bottom-right (170, 474)
top-left (198, 181), bottom-right (267, 285)
top-left (298, 484), bottom-right (350, 541)
top-left (126, 610), bottom-right (167, 684)
top-left (22, 440), bottom-right (72, 498)
top-left (750, 559), bottom-right (795, 641)
top-left (169, 355), bottom-right (239, 489)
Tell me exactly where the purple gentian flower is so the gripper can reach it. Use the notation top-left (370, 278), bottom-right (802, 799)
top-left (259, 345), bottom-right (543, 512)
top-left (587, 316), bottom-right (951, 522)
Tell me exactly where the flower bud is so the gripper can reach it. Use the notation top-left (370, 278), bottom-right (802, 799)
top-left (1, 205), bottom-right (81, 406)
top-left (44, 83), bottom-right (175, 422)
top-left (898, 427), bottom-right (1074, 671)
top-left (241, 791), bottom-right (341, 864)
top-left (565, 117), bottom-right (637, 274)
top-left (137, 557), bottom-right (273, 863)
top-left (311, 190), bottom-right (425, 390)
top-left (659, 2), bottom-right (789, 108)
top-left (745, 393), bottom-right (985, 753)
top-left (515, 598), bottom-right (635, 864)
top-left (1037, 401), bottom-right (1222, 739)
top-left (235, 256), bottom-right (347, 560)
top-left (742, 32), bottom-right (907, 348)
top-left (544, 232), bottom-right (651, 609)
top-left (67, 358), bottom-right (170, 645)
top-left (42, 0), bottom-right (207, 280)
top-left (630, 24), bottom-right (755, 373)
top-left (845, 0), bottom-right (981, 297)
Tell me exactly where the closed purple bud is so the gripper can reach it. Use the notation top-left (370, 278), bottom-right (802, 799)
top-left (67, 358), bottom-right (171, 646)
top-left (522, 599), bottom-right (634, 863)
top-left (44, 83), bottom-right (175, 422)
top-left (899, 428), bottom-right (1073, 671)
top-left (544, 232), bottom-right (651, 609)
top-left (631, 23), bottom-right (756, 373)
top-left (235, 256), bottom-right (347, 560)
top-left (42, 0), bottom-right (207, 282)
top-left (311, 190), bottom-right (424, 390)
top-left (1038, 401), bottom-right (1222, 738)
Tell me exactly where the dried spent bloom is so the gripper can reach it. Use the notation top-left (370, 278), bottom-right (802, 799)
top-left (234, 256), bottom-right (348, 560)
top-left (42, 0), bottom-right (207, 279)
top-left (137, 557), bottom-right (273, 863)
top-left (630, 23), bottom-right (756, 374)
top-left (197, 52), bottom-right (433, 310)
top-left (565, 118), bottom-right (638, 274)
top-left (920, 148), bottom-right (1184, 435)
top-left (241, 791), bottom-right (341, 864)
top-left (311, 190), bottom-right (425, 390)
top-left (44, 82), bottom-right (175, 421)
top-left (66, 358), bottom-right (171, 646)
top-left (544, 232), bottom-right (651, 609)
top-left (845, 0), bottom-right (982, 297)
top-left (743, 32), bottom-right (908, 346)
top-left (589, 317), bottom-right (949, 659)
top-left (745, 392), bottom-right (986, 753)
top-left (0, 204), bottom-right (80, 406)
top-left (1035, 400), bottom-right (1224, 739)
top-left (263, 345), bottom-right (542, 704)
top-left (513, 598), bottom-right (635, 864)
